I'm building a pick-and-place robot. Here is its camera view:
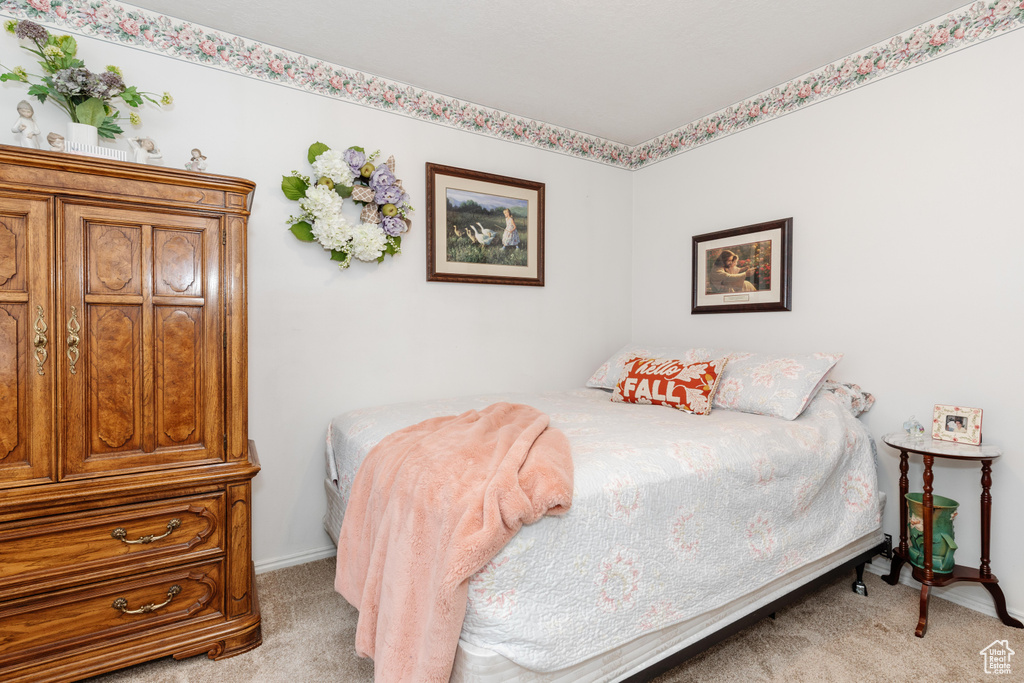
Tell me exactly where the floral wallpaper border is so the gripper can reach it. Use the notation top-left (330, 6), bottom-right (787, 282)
top-left (1, 0), bottom-right (1022, 170)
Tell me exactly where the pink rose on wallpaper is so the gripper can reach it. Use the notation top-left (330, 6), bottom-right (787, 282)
top-left (548, 132), bottom-right (559, 144)
top-left (220, 50), bottom-right (230, 61)
top-left (431, 102), bottom-right (443, 116)
top-left (94, 7), bottom-right (114, 22)
top-left (857, 59), bottom-right (873, 75)
top-left (908, 31), bottom-right (927, 51)
top-left (384, 90), bottom-right (396, 103)
top-left (513, 124), bottom-right (524, 136)
top-left (813, 84), bottom-right (822, 94)
top-left (748, 104), bottom-right (761, 118)
top-left (27, 0), bottom-right (50, 10)
top-left (707, 123), bottom-right (717, 134)
top-left (876, 58), bottom-right (886, 70)
top-left (119, 18), bottom-right (140, 36)
top-left (249, 50), bottom-right (264, 63)
top-left (55, 4), bottom-right (67, 18)
top-left (328, 75), bottom-right (345, 90)
top-left (798, 84), bottom-right (812, 98)
top-left (143, 29), bottom-right (155, 41)
top-left (200, 40), bottom-right (218, 56)
top-left (930, 28), bottom-right (950, 46)
top-left (178, 30), bottom-right (196, 46)
top-left (268, 59), bottom-right (285, 74)
top-left (994, 0), bottom-right (1014, 16)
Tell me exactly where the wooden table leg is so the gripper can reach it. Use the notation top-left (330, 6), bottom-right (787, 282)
top-left (983, 583), bottom-right (1024, 629)
top-left (916, 584), bottom-right (931, 637)
top-left (922, 455), bottom-right (934, 583)
top-left (883, 449), bottom-right (909, 586)
top-left (980, 460), bottom-right (993, 579)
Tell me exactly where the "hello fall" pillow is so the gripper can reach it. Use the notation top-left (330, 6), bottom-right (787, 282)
top-left (612, 356), bottom-right (728, 415)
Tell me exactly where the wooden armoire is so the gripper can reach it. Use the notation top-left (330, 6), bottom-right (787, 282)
top-left (0, 146), bottom-right (261, 681)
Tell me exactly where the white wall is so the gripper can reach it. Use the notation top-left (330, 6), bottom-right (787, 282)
top-left (0, 32), bottom-right (634, 567)
top-left (632, 31), bottom-right (1024, 617)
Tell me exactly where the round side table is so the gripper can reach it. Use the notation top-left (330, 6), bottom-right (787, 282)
top-left (880, 433), bottom-right (1023, 636)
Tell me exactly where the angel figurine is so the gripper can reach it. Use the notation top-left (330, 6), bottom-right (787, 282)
top-left (11, 100), bottom-right (41, 149)
top-left (127, 137), bottom-right (163, 165)
top-left (184, 148), bottom-right (207, 171)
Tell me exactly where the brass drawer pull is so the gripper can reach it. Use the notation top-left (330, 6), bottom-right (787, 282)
top-left (66, 306), bottom-right (81, 375)
top-left (33, 305), bottom-right (47, 375)
top-left (112, 585), bottom-right (181, 614)
top-left (111, 518), bottom-right (182, 544)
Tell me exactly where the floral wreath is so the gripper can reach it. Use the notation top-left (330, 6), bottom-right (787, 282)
top-left (282, 142), bottom-right (411, 269)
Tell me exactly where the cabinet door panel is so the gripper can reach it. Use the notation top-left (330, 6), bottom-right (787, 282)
top-left (62, 203), bottom-right (222, 477)
top-left (0, 197), bottom-right (53, 487)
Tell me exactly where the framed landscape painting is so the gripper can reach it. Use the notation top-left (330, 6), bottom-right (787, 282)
top-left (691, 217), bottom-right (792, 314)
top-left (426, 163), bottom-right (545, 286)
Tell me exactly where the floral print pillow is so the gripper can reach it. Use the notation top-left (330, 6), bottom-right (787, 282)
top-left (711, 351), bottom-right (843, 420)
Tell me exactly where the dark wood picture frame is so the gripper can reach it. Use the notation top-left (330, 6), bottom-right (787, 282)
top-left (691, 218), bottom-right (792, 314)
top-left (426, 163), bottom-right (545, 286)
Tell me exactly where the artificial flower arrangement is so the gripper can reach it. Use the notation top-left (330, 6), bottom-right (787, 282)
top-left (1, 19), bottom-right (171, 138)
top-left (282, 142), bottom-right (411, 269)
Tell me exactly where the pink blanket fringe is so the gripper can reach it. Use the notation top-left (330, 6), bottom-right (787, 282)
top-left (335, 402), bottom-right (574, 682)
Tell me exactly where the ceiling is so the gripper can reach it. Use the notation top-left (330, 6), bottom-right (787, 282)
top-left (129, 0), bottom-right (968, 146)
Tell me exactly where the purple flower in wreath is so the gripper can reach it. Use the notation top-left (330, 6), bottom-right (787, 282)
top-left (369, 164), bottom-right (396, 190)
top-left (381, 215), bottom-right (408, 236)
top-left (375, 183), bottom-right (405, 206)
top-left (342, 147), bottom-right (365, 173)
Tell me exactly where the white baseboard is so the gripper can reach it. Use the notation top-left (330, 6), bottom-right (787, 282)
top-left (255, 545), bottom-right (337, 574)
top-left (865, 556), bottom-right (1024, 623)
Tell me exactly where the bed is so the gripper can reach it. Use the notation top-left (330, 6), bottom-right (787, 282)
top-left (324, 351), bottom-right (884, 682)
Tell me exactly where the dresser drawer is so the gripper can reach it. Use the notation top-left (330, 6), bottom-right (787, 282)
top-left (0, 494), bottom-right (224, 600)
top-left (0, 560), bottom-right (223, 669)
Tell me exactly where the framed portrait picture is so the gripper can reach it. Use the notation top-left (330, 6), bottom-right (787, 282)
top-left (932, 404), bottom-right (983, 445)
top-left (691, 218), bottom-right (792, 314)
top-left (426, 163), bottom-right (545, 286)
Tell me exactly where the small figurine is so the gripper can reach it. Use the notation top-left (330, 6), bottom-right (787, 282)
top-left (903, 415), bottom-right (925, 439)
top-left (46, 132), bottom-right (65, 152)
top-left (127, 136), bottom-right (162, 165)
top-left (184, 148), bottom-right (207, 171)
top-left (11, 100), bottom-right (41, 149)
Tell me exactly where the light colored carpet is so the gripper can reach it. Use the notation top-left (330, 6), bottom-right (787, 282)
top-left (84, 559), bottom-right (1021, 683)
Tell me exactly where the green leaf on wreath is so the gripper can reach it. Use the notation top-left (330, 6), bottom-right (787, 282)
top-left (307, 142), bottom-right (331, 164)
top-left (289, 221), bottom-right (315, 242)
top-left (348, 145), bottom-right (365, 153)
top-left (281, 175), bottom-right (309, 200)
top-left (334, 183), bottom-right (353, 199)
top-left (330, 249), bottom-right (349, 262)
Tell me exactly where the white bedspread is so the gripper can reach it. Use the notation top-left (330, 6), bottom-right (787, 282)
top-left (326, 387), bottom-right (880, 672)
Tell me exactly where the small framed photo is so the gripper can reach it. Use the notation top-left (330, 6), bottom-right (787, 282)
top-left (426, 163), bottom-right (544, 286)
top-left (691, 218), bottom-right (792, 314)
top-left (932, 404), bottom-right (983, 445)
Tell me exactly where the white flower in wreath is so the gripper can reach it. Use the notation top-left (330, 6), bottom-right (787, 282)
top-left (349, 222), bottom-right (389, 262)
top-left (311, 148), bottom-right (355, 186)
top-left (311, 213), bottom-right (356, 251)
top-left (299, 184), bottom-right (344, 222)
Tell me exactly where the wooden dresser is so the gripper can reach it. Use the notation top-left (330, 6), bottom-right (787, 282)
top-left (0, 146), bottom-right (261, 681)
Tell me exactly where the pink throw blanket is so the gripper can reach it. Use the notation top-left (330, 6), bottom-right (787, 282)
top-left (335, 402), bottom-right (574, 682)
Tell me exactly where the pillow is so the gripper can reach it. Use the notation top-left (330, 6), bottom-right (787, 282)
top-left (820, 380), bottom-right (875, 417)
top-left (612, 356), bottom-right (728, 415)
top-left (587, 344), bottom-right (718, 390)
top-left (711, 351), bottom-right (842, 420)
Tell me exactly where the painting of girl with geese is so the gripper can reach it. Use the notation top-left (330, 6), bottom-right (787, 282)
top-left (426, 163), bottom-right (545, 286)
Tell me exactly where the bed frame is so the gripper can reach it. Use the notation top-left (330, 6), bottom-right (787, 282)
top-left (623, 541), bottom-right (889, 681)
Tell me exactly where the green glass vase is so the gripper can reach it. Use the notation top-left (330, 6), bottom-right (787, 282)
top-left (906, 492), bottom-right (959, 574)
